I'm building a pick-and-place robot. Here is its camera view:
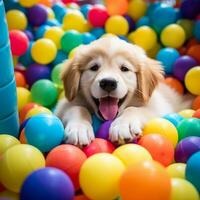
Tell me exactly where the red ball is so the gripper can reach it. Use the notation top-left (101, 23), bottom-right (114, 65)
top-left (138, 134), bottom-right (174, 167)
top-left (83, 138), bottom-right (115, 157)
top-left (193, 109), bottom-right (200, 118)
top-left (9, 30), bottom-right (29, 56)
top-left (61, 0), bottom-right (77, 4)
top-left (88, 5), bottom-right (109, 27)
top-left (46, 144), bottom-right (87, 190)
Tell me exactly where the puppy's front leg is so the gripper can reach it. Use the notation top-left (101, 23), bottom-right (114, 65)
top-left (62, 106), bottom-right (94, 146)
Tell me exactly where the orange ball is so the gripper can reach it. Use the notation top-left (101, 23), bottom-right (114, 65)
top-left (19, 130), bottom-right (27, 144)
top-left (186, 38), bottom-right (199, 49)
top-left (105, 0), bottom-right (128, 15)
top-left (192, 109), bottom-right (200, 118)
top-left (74, 195), bottom-right (89, 200)
top-left (187, 45), bottom-right (200, 64)
top-left (120, 160), bottom-right (171, 200)
top-left (164, 77), bottom-right (184, 94)
top-left (39, 0), bottom-right (52, 6)
top-left (138, 134), bottom-right (174, 166)
top-left (192, 96), bottom-right (200, 110)
top-left (15, 71), bottom-right (26, 87)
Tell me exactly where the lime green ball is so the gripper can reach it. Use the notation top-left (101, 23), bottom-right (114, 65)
top-left (177, 19), bottom-right (194, 40)
top-left (61, 30), bottom-right (83, 53)
top-left (51, 63), bottom-right (64, 88)
top-left (31, 79), bottom-right (58, 107)
top-left (177, 118), bottom-right (200, 141)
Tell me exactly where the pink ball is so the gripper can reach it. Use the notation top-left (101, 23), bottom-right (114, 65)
top-left (9, 30), bottom-right (29, 56)
top-left (88, 5), bottom-right (109, 27)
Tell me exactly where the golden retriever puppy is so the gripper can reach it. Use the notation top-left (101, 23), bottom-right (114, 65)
top-left (55, 36), bottom-right (191, 146)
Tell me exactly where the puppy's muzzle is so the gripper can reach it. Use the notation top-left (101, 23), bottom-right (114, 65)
top-left (99, 79), bottom-right (117, 92)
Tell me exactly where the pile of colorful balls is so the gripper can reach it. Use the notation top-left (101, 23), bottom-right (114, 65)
top-left (0, 0), bottom-right (200, 199)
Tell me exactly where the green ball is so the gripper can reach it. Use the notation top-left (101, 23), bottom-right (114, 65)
top-left (177, 118), bottom-right (200, 141)
top-left (61, 30), bottom-right (83, 53)
top-left (31, 79), bottom-right (58, 107)
top-left (51, 63), bottom-right (64, 88)
top-left (177, 19), bottom-right (194, 40)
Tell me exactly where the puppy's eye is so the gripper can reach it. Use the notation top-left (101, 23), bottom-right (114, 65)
top-left (120, 65), bottom-right (129, 72)
top-left (90, 64), bottom-right (100, 71)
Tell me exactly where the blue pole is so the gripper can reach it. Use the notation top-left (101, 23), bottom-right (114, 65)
top-left (0, 0), bottom-right (19, 137)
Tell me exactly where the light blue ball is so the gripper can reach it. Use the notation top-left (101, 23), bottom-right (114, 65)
top-left (136, 16), bottom-right (150, 28)
top-left (24, 114), bottom-right (64, 152)
top-left (80, 4), bottom-right (92, 19)
top-left (186, 151), bottom-right (200, 192)
top-left (194, 20), bottom-right (200, 42)
top-left (92, 114), bottom-right (103, 134)
top-left (52, 3), bottom-right (67, 23)
top-left (147, 2), bottom-right (161, 17)
top-left (156, 48), bottom-right (180, 74)
top-left (82, 32), bottom-right (96, 44)
top-left (45, 19), bottom-right (60, 27)
top-left (52, 50), bottom-right (67, 66)
top-left (90, 28), bottom-right (105, 39)
top-left (163, 113), bottom-right (184, 127)
top-left (118, 35), bottom-right (128, 42)
top-left (34, 25), bottom-right (50, 39)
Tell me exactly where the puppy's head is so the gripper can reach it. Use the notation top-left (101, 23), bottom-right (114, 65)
top-left (62, 36), bottom-right (163, 120)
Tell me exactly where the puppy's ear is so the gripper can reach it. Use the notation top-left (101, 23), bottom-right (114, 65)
top-left (61, 59), bottom-right (81, 101)
top-left (136, 58), bottom-right (164, 103)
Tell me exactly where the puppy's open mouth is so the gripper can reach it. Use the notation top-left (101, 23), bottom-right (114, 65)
top-left (93, 96), bottom-right (126, 121)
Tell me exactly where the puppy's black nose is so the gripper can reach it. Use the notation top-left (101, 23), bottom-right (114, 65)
top-left (100, 79), bottom-right (117, 92)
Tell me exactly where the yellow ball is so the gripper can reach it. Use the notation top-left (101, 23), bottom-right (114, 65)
top-left (0, 134), bottom-right (20, 156)
top-left (0, 144), bottom-right (45, 192)
top-left (68, 47), bottom-right (78, 59)
top-left (44, 27), bottom-right (64, 49)
top-left (113, 144), bottom-right (152, 167)
top-left (161, 24), bottom-right (186, 48)
top-left (19, 0), bottom-right (40, 7)
top-left (25, 106), bottom-right (52, 119)
top-left (179, 109), bottom-right (195, 118)
top-left (170, 178), bottom-right (199, 200)
top-left (128, 0), bottom-right (147, 21)
top-left (105, 15), bottom-right (129, 36)
top-left (128, 26), bottom-right (157, 51)
top-left (143, 118), bottom-right (178, 147)
top-left (31, 38), bottom-right (57, 64)
top-left (0, 190), bottom-right (18, 200)
top-left (46, 7), bottom-right (55, 19)
top-left (79, 153), bottom-right (125, 200)
top-left (166, 163), bottom-right (186, 179)
top-left (59, 90), bottom-right (65, 100)
top-left (6, 10), bottom-right (27, 31)
top-left (17, 87), bottom-right (32, 112)
top-left (147, 42), bottom-right (161, 58)
top-left (185, 67), bottom-right (200, 95)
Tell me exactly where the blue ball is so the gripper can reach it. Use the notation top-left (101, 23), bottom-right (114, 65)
top-left (45, 19), bottom-right (60, 27)
top-left (92, 114), bottom-right (103, 134)
top-left (24, 114), bottom-right (64, 152)
top-left (186, 151), bottom-right (200, 192)
top-left (80, 4), bottom-right (92, 19)
top-left (34, 25), bottom-right (50, 39)
top-left (194, 20), bottom-right (200, 42)
top-left (156, 48), bottom-right (180, 74)
top-left (20, 167), bottom-right (74, 200)
top-left (90, 28), bottom-right (105, 39)
top-left (118, 35), bottom-right (128, 42)
top-left (82, 32), bottom-right (96, 44)
top-left (52, 50), bottom-right (68, 66)
top-left (147, 2), bottom-right (161, 17)
top-left (52, 2), bottom-right (67, 23)
top-left (136, 16), bottom-right (150, 28)
top-left (163, 113), bottom-right (184, 127)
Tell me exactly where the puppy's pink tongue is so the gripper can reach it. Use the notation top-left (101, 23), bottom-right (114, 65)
top-left (99, 97), bottom-right (118, 120)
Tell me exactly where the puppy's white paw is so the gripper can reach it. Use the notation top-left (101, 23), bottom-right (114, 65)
top-left (64, 121), bottom-right (94, 146)
top-left (109, 116), bottom-right (143, 143)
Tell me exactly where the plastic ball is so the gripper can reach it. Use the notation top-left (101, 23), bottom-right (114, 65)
top-left (192, 96), bottom-right (200, 110)
top-left (105, 15), bottom-right (129, 36)
top-left (0, 134), bottom-right (20, 156)
top-left (90, 27), bottom-right (105, 38)
top-left (82, 32), bottom-right (96, 44)
top-left (185, 67), bottom-right (200, 95)
top-left (40, 0), bottom-right (53, 7)
top-left (19, 0), bottom-right (40, 7)
top-left (187, 45), bottom-right (200, 64)
top-left (83, 138), bottom-right (115, 157)
top-left (127, 0), bottom-right (147, 21)
top-left (179, 109), bottom-right (195, 118)
top-left (170, 178), bottom-right (199, 200)
top-left (52, 50), bottom-right (68, 66)
top-left (138, 134), bottom-right (174, 166)
top-left (24, 114), bottom-right (64, 152)
top-left (177, 19), bottom-right (194, 40)
top-left (120, 160), bottom-right (171, 200)
top-left (17, 87), bottom-right (32, 111)
top-left (147, 42), bottom-right (161, 58)
top-left (20, 167), bottom-right (74, 200)
top-left (79, 153), bottom-right (125, 200)
top-left (193, 109), bottom-right (200, 118)
top-left (31, 38), bottom-right (57, 64)
top-left (161, 24), bottom-right (186, 48)
top-left (194, 20), bottom-right (200, 42)
top-left (143, 118), bottom-right (178, 147)
top-left (128, 26), bottom-right (157, 51)
top-left (113, 144), bottom-right (152, 167)
top-left (6, 9), bottom-right (27, 30)
top-left (91, 114), bottom-right (103, 134)
top-left (88, 5), bottom-right (109, 27)
top-left (0, 144), bottom-right (45, 192)
top-left (173, 55), bottom-right (198, 81)
top-left (15, 71), bottom-right (26, 87)
top-left (61, 30), bottom-right (83, 53)
top-left (177, 118), bottom-right (200, 141)
top-left (25, 106), bottom-right (52, 119)
top-left (96, 120), bottom-right (112, 139)
top-left (136, 16), bottom-right (150, 28)
top-left (156, 47), bottom-right (180, 74)
top-left (105, 0), bottom-right (128, 15)
top-left (19, 42), bottom-right (34, 66)
top-left (163, 113), bottom-right (184, 127)
top-left (9, 30), bottom-right (29, 56)
top-left (51, 63), bottom-right (64, 88)
top-left (34, 25), bottom-right (50, 39)
top-left (25, 63), bottom-right (51, 87)
top-left (166, 163), bottom-right (186, 179)
top-left (124, 14), bottom-right (135, 31)
top-left (46, 144), bottom-right (87, 190)
top-left (164, 77), bottom-right (184, 94)
top-left (175, 136), bottom-right (200, 163)
top-left (80, 4), bottom-right (92, 18)
top-left (27, 4), bottom-right (48, 26)
top-left (44, 27), bottom-right (64, 49)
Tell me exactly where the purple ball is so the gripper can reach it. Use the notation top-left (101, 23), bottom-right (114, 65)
top-left (20, 167), bottom-right (74, 200)
top-left (173, 56), bottom-right (198, 81)
top-left (24, 30), bottom-right (34, 41)
top-left (124, 15), bottom-right (135, 32)
top-left (175, 136), bottom-right (200, 163)
top-left (96, 120), bottom-right (112, 140)
top-left (27, 5), bottom-right (48, 26)
top-left (25, 63), bottom-right (51, 86)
